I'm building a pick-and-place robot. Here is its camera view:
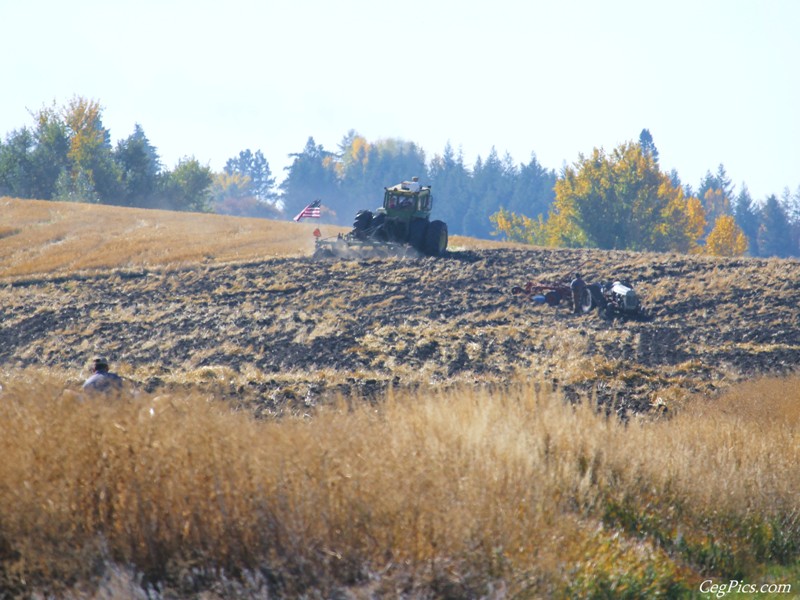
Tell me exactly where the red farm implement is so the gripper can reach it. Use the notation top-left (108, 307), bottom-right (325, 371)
top-left (510, 281), bottom-right (573, 306)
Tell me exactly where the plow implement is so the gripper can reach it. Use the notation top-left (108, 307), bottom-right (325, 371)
top-left (511, 281), bottom-right (573, 306)
top-left (511, 277), bottom-right (651, 320)
top-left (313, 232), bottom-right (420, 259)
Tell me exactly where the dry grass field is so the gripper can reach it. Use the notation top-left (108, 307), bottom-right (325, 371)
top-left (0, 198), bottom-right (332, 278)
top-left (1, 197), bottom-right (800, 598)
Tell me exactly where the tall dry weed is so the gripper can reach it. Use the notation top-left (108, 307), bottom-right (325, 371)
top-left (1, 371), bottom-right (798, 597)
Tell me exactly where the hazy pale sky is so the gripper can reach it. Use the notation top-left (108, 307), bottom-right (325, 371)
top-left (2, 0), bottom-right (797, 201)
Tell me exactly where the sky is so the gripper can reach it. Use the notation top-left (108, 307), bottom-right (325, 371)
top-left (1, 0), bottom-right (798, 202)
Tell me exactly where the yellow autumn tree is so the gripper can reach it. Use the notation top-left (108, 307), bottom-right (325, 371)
top-left (211, 172), bottom-right (252, 201)
top-left (62, 96), bottom-right (109, 167)
top-left (56, 95), bottom-right (120, 202)
top-left (702, 188), bottom-right (731, 235)
top-left (543, 192), bottom-right (587, 247)
top-left (490, 207), bottom-right (547, 245)
top-left (653, 186), bottom-right (707, 254)
top-left (334, 131), bottom-right (371, 178)
top-left (706, 214), bottom-right (749, 256)
top-left (550, 142), bottom-right (694, 251)
top-left (489, 141), bottom-right (711, 255)
top-left (686, 196), bottom-right (708, 253)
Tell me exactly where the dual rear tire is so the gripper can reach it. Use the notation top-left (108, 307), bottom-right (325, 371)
top-left (352, 213), bottom-right (448, 257)
top-left (409, 218), bottom-right (448, 256)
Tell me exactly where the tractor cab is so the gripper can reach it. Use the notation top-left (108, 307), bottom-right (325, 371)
top-left (378, 182), bottom-right (432, 220)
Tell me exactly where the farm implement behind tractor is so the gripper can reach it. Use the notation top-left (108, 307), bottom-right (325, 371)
top-left (313, 180), bottom-right (448, 259)
top-left (512, 278), bottom-right (650, 320)
top-left (511, 281), bottom-right (572, 307)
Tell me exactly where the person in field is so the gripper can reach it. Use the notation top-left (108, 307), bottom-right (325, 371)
top-left (82, 356), bottom-right (124, 394)
top-left (570, 273), bottom-right (586, 314)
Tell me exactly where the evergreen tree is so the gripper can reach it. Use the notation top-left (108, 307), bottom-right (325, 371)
top-left (334, 131), bottom-right (371, 206)
top-left (0, 107), bottom-right (70, 200)
top-left (224, 149), bottom-right (276, 204)
top-left (30, 106), bottom-right (71, 199)
top-left (780, 186), bottom-right (800, 256)
top-left (697, 164), bottom-right (734, 225)
top-left (732, 185), bottom-right (760, 255)
top-left (462, 147), bottom-right (515, 238)
top-left (391, 141), bottom-right (428, 186)
top-left (781, 185), bottom-right (800, 224)
top-left (114, 124), bottom-right (161, 207)
top-left (682, 182), bottom-right (695, 201)
top-left (0, 128), bottom-right (36, 198)
top-left (280, 137), bottom-right (341, 221)
top-left (668, 168), bottom-right (682, 190)
top-left (55, 166), bottom-right (98, 203)
top-left (336, 129), bottom-right (360, 168)
top-left (757, 194), bottom-right (792, 257)
top-left (365, 139), bottom-right (426, 203)
top-left (507, 152), bottom-right (556, 219)
top-left (428, 142), bottom-right (471, 235)
top-left (638, 128), bottom-right (659, 164)
top-left (335, 135), bottom-right (428, 222)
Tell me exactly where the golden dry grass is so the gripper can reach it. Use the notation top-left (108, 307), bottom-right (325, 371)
top-left (1, 370), bottom-right (798, 598)
top-left (0, 197), bottom-right (346, 278)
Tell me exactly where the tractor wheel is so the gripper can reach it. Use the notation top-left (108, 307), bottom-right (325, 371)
top-left (370, 213), bottom-right (388, 241)
top-left (582, 284), bottom-right (604, 313)
top-left (423, 220), bottom-right (448, 256)
top-left (353, 209), bottom-right (372, 227)
top-left (580, 287), bottom-right (595, 313)
top-left (409, 218), bottom-right (428, 253)
top-left (352, 210), bottom-right (373, 237)
top-left (590, 284), bottom-right (606, 308)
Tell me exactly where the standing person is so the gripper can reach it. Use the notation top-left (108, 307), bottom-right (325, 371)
top-left (406, 176), bottom-right (421, 192)
top-left (570, 273), bottom-right (586, 314)
top-left (82, 356), bottom-right (124, 394)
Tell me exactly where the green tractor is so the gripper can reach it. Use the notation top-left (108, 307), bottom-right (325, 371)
top-left (313, 180), bottom-right (448, 258)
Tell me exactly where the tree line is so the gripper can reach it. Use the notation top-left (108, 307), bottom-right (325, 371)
top-left (2, 97), bottom-right (798, 258)
top-left (490, 130), bottom-right (800, 258)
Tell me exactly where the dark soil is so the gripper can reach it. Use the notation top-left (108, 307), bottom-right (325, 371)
top-left (2, 247), bottom-right (799, 416)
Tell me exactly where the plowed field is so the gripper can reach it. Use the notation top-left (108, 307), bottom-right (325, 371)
top-left (3, 241), bottom-right (799, 417)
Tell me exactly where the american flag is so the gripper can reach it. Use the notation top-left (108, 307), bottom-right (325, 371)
top-left (293, 199), bottom-right (321, 221)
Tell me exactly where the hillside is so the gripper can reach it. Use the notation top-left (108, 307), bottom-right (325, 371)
top-left (3, 197), bottom-right (800, 415)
